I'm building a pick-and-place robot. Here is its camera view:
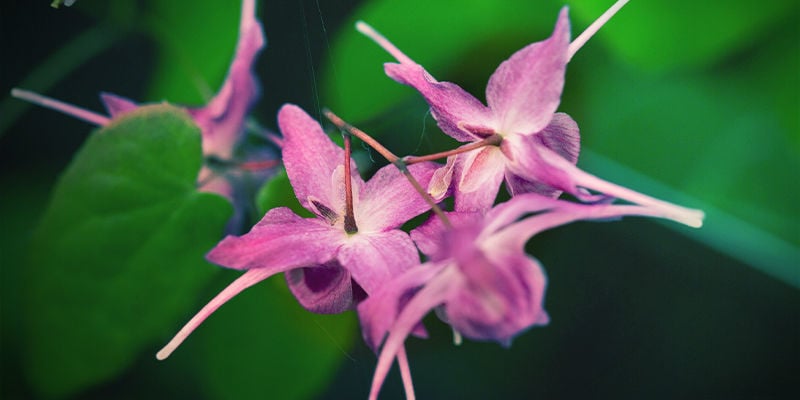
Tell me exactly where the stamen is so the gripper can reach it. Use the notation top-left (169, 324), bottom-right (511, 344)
top-left (403, 134), bottom-right (502, 165)
top-left (355, 21), bottom-right (415, 65)
top-left (11, 88), bottom-right (110, 126)
top-left (567, 0), bottom-right (630, 61)
top-left (342, 131), bottom-right (358, 234)
top-left (323, 108), bottom-right (452, 228)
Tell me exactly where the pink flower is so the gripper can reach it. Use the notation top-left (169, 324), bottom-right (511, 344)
top-left (155, 104), bottom-right (440, 360)
top-left (357, 1), bottom-right (703, 228)
top-left (13, 0), bottom-right (266, 199)
top-left (359, 192), bottom-right (688, 399)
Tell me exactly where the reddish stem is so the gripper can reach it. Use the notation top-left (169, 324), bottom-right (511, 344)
top-left (403, 134), bottom-right (503, 165)
top-left (323, 109), bottom-right (451, 228)
top-left (342, 131), bottom-right (358, 233)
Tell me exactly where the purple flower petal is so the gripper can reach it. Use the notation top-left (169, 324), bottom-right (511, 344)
top-left (453, 146), bottom-right (506, 212)
top-left (356, 161), bottom-right (439, 232)
top-left (367, 265), bottom-right (461, 400)
top-left (286, 260), bottom-right (359, 314)
top-left (357, 261), bottom-right (446, 352)
top-left (207, 207), bottom-right (343, 271)
top-left (486, 7), bottom-right (570, 135)
top-left (444, 249), bottom-right (549, 344)
top-left (100, 92), bottom-right (138, 117)
top-left (188, 0), bottom-right (265, 159)
top-left (384, 63), bottom-right (495, 142)
top-left (278, 104), bottom-right (363, 216)
top-left (337, 230), bottom-right (420, 295)
top-left (356, 21), bottom-right (494, 143)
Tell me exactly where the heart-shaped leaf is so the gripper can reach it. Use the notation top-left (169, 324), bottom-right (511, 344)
top-left (24, 104), bottom-right (232, 397)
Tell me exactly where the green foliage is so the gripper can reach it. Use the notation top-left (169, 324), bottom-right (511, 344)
top-left (323, 0), bottom-right (564, 121)
top-left (143, 0), bottom-right (241, 103)
top-left (196, 274), bottom-right (357, 400)
top-left (23, 105), bottom-right (232, 397)
top-left (569, 0), bottom-right (800, 72)
top-left (256, 168), bottom-right (312, 218)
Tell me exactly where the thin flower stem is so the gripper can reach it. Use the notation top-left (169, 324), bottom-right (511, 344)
top-left (323, 108), bottom-right (452, 228)
top-left (342, 131), bottom-right (358, 233)
top-left (239, 159), bottom-right (280, 171)
top-left (403, 134), bottom-right (502, 165)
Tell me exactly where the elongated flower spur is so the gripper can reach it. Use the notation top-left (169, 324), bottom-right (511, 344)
top-left (13, 0), bottom-right (267, 200)
top-left (357, 1), bottom-right (702, 228)
top-left (156, 104), bottom-right (441, 361)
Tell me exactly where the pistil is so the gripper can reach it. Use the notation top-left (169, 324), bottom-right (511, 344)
top-left (342, 130), bottom-right (359, 233)
top-left (324, 108), bottom-right (452, 228)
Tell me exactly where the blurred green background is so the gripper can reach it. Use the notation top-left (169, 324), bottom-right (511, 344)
top-left (1, 0), bottom-right (798, 399)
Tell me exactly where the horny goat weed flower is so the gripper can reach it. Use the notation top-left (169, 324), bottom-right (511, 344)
top-left (13, 0), bottom-right (266, 200)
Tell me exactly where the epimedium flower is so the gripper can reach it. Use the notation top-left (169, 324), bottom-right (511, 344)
top-left (12, 0), bottom-right (267, 200)
top-left (155, 104), bottom-right (441, 360)
top-left (359, 192), bottom-right (690, 400)
top-left (357, 1), bottom-right (703, 228)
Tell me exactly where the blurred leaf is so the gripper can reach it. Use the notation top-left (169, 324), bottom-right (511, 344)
top-left (197, 274), bottom-right (357, 400)
top-left (571, 52), bottom-right (799, 285)
top-left (255, 168), bottom-right (311, 218)
top-left (24, 105), bottom-right (232, 397)
top-left (324, 0), bottom-right (564, 122)
top-left (142, 0), bottom-right (241, 103)
top-left (569, 0), bottom-right (800, 72)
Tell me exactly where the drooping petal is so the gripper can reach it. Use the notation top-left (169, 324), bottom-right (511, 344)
top-left (357, 261), bottom-right (447, 352)
top-left (356, 21), bottom-right (495, 142)
top-left (453, 146), bottom-right (506, 212)
top-left (285, 260), bottom-right (359, 314)
top-left (409, 212), bottom-right (481, 259)
top-left (384, 63), bottom-right (495, 142)
top-left (337, 230), bottom-right (420, 295)
top-left (486, 7), bottom-right (571, 135)
top-left (499, 113), bottom-right (580, 198)
top-left (156, 268), bottom-right (275, 360)
top-left (428, 156), bottom-right (455, 200)
top-left (206, 207), bottom-right (344, 271)
top-left (444, 249), bottom-right (549, 345)
top-left (100, 92), bottom-right (138, 118)
top-left (507, 140), bottom-right (705, 228)
top-left (356, 161), bottom-right (439, 232)
top-left (486, 198), bottom-right (683, 252)
top-left (188, 0), bottom-right (265, 159)
top-left (278, 104), bottom-right (362, 214)
top-left (367, 266), bottom-right (460, 400)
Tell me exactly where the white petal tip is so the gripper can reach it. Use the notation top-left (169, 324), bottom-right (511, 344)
top-left (355, 20), bottom-right (370, 33)
top-left (155, 348), bottom-right (172, 361)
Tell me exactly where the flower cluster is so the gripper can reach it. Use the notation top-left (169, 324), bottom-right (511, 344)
top-left (153, 1), bottom-right (702, 398)
top-left (17, 0), bottom-right (704, 399)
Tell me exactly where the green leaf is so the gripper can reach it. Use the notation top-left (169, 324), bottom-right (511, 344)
top-left (143, 0), bottom-right (241, 103)
top-left (569, 0), bottom-right (800, 72)
top-left (255, 168), bottom-right (311, 218)
top-left (24, 105), bottom-right (232, 397)
top-left (196, 273), bottom-right (357, 400)
top-left (571, 52), bottom-right (799, 286)
top-left (323, 0), bottom-right (563, 122)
